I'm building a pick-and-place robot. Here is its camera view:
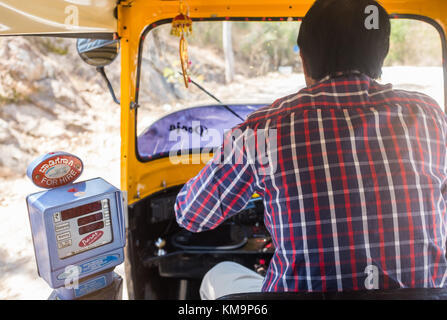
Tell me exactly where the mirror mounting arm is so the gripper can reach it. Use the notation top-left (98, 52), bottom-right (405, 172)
top-left (96, 66), bottom-right (120, 105)
top-left (76, 39), bottom-right (120, 105)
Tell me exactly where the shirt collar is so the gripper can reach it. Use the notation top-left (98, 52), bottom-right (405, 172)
top-left (317, 70), bottom-right (363, 83)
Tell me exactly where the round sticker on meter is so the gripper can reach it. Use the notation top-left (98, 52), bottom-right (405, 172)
top-left (27, 152), bottom-right (83, 189)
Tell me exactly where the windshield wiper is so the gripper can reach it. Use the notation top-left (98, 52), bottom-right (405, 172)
top-left (178, 72), bottom-right (245, 122)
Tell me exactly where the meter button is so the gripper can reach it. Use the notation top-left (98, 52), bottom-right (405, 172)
top-left (57, 239), bottom-right (72, 249)
top-left (102, 200), bottom-right (109, 208)
top-left (55, 222), bottom-right (70, 232)
top-left (56, 232), bottom-right (71, 241)
top-left (53, 212), bottom-right (61, 223)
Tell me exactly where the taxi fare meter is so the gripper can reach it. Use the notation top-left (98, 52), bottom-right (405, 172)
top-left (26, 152), bottom-right (125, 300)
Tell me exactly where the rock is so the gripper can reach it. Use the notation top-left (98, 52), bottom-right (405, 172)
top-left (0, 143), bottom-right (30, 173)
top-left (0, 119), bottom-right (15, 144)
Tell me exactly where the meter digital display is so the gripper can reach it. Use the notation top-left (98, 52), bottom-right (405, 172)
top-left (61, 201), bottom-right (102, 220)
top-left (54, 199), bottom-right (113, 259)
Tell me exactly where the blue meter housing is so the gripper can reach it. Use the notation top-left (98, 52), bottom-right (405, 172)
top-left (26, 177), bottom-right (125, 290)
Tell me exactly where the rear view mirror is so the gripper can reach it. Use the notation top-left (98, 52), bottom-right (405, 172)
top-left (76, 39), bottom-right (119, 67)
top-left (77, 39), bottom-right (120, 105)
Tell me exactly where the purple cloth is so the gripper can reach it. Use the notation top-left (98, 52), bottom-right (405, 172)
top-left (138, 104), bottom-right (265, 159)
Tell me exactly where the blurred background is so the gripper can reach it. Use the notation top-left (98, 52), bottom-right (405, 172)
top-left (0, 18), bottom-right (444, 299)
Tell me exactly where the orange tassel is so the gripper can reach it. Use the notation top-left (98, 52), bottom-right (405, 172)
top-left (171, 1), bottom-right (193, 88)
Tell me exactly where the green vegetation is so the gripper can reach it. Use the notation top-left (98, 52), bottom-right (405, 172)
top-left (189, 21), bottom-right (301, 75)
top-left (0, 88), bottom-right (30, 106)
top-left (32, 38), bottom-right (69, 55)
top-left (234, 22), bottom-right (301, 74)
top-left (384, 19), bottom-right (442, 66)
top-left (146, 18), bottom-right (442, 81)
top-left (188, 18), bottom-right (443, 73)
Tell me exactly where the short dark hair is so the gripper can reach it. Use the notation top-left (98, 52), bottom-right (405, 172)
top-left (297, 0), bottom-right (391, 80)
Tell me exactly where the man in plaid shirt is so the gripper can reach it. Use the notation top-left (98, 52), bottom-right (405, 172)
top-left (175, 0), bottom-right (447, 299)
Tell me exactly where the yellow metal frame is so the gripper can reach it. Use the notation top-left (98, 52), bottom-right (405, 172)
top-left (116, 0), bottom-right (447, 205)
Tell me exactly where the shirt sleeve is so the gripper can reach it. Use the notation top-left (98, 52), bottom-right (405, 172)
top-left (175, 126), bottom-right (257, 233)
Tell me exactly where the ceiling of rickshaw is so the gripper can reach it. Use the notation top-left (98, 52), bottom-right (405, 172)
top-left (0, 0), bottom-right (117, 36)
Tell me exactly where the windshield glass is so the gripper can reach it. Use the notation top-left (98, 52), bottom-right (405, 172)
top-left (137, 19), bottom-right (445, 160)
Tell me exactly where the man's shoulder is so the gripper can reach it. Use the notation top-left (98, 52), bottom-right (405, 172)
top-left (389, 87), bottom-right (440, 107)
top-left (382, 87), bottom-right (445, 119)
top-left (242, 76), bottom-right (445, 128)
top-left (244, 92), bottom-right (303, 126)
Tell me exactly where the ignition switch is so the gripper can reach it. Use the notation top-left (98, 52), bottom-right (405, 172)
top-left (155, 237), bottom-right (167, 256)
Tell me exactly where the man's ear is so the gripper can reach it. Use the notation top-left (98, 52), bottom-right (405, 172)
top-left (300, 51), bottom-right (306, 74)
top-left (300, 51), bottom-right (316, 87)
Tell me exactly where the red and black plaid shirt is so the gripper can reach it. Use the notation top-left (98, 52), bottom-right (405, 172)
top-left (175, 72), bottom-right (447, 292)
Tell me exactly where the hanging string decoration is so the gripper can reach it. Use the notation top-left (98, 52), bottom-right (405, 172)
top-left (171, 1), bottom-right (193, 88)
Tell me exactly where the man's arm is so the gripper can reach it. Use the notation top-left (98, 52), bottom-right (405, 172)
top-left (175, 127), bottom-right (257, 233)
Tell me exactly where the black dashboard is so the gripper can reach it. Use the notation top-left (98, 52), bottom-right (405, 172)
top-left (126, 186), bottom-right (273, 299)
top-left (143, 191), bottom-right (273, 276)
